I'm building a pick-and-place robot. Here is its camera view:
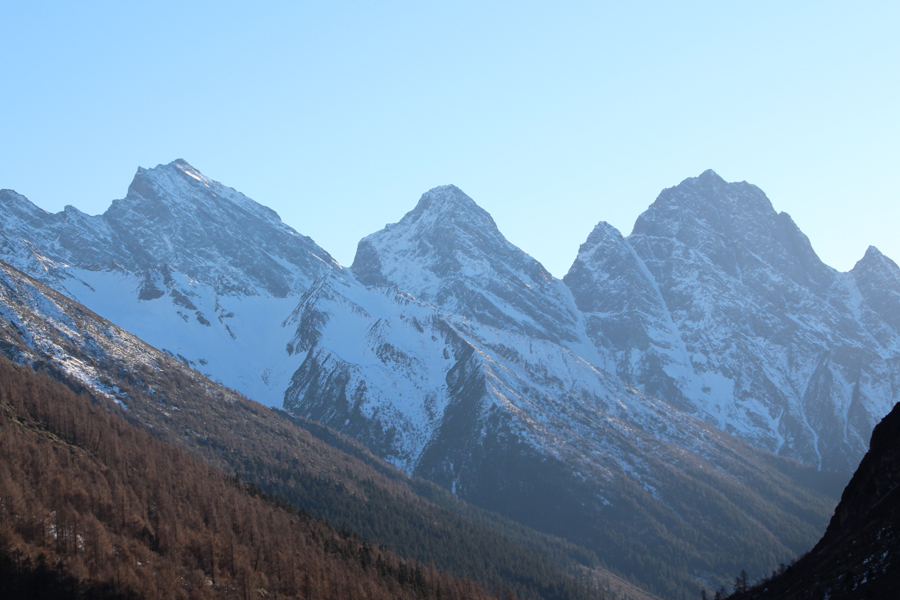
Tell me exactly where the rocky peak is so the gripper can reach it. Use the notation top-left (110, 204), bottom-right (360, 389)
top-left (352, 185), bottom-right (541, 288)
top-left (107, 160), bottom-right (340, 296)
top-left (352, 185), bottom-right (578, 343)
top-left (2, 160), bottom-right (339, 298)
top-left (116, 159), bottom-right (280, 223)
top-left (632, 170), bottom-right (775, 240)
top-left (631, 169), bottom-right (831, 292)
top-left (408, 184), bottom-right (495, 224)
top-left (853, 245), bottom-right (900, 278)
top-left (851, 246), bottom-right (900, 335)
top-left (564, 221), bottom-right (659, 314)
top-left (355, 185), bottom-right (505, 273)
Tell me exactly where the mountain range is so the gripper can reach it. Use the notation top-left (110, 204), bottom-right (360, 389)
top-left (2, 160), bottom-right (898, 597)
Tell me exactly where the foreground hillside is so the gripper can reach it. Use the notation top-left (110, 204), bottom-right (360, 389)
top-left (724, 400), bottom-right (900, 599)
top-left (0, 356), bottom-right (503, 600)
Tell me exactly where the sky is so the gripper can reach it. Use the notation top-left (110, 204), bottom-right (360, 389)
top-left (1, 1), bottom-right (897, 277)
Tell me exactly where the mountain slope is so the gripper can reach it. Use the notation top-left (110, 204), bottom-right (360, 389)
top-left (0, 259), bottom-right (611, 600)
top-left (0, 356), bottom-right (502, 600)
top-left (565, 170), bottom-right (900, 473)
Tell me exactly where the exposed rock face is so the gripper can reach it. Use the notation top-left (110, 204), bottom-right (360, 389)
top-left (565, 170), bottom-right (900, 473)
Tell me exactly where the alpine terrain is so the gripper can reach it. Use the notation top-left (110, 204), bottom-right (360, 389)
top-left (2, 161), bottom-right (896, 597)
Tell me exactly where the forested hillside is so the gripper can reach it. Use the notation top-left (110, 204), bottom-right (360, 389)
top-left (0, 357), bottom-right (506, 600)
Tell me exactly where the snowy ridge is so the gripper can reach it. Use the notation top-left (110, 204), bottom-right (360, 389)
top-left (3, 164), bottom-right (896, 475)
top-left (0, 262), bottom-right (163, 406)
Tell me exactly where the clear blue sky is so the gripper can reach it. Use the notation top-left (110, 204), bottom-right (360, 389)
top-left (2, 1), bottom-right (897, 276)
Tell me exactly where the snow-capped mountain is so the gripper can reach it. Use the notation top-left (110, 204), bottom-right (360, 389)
top-left (0, 160), bottom-right (340, 403)
top-left (565, 170), bottom-right (900, 472)
top-left (1, 162), bottom-right (894, 595)
top-left (353, 185), bottom-right (582, 345)
top-left (3, 163), bottom-right (895, 480)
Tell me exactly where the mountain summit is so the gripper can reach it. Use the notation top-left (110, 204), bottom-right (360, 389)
top-left (0, 160), bottom-right (341, 405)
top-left (352, 184), bottom-right (580, 344)
top-left (1, 160), bottom-right (339, 298)
top-left (565, 170), bottom-right (900, 472)
top-left (107, 159), bottom-right (338, 297)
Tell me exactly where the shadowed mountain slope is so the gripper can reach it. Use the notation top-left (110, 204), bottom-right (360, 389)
top-left (728, 400), bottom-right (900, 599)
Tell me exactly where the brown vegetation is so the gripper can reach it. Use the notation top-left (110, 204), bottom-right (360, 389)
top-left (0, 357), bottom-right (501, 600)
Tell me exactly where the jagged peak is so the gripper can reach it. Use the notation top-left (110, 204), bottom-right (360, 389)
top-left (569, 221), bottom-right (631, 269)
top-left (353, 184), bottom-right (508, 279)
top-left (852, 245), bottom-right (900, 277)
top-left (864, 245), bottom-right (886, 260)
top-left (634, 169), bottom-right (776, 235)
top-left (675, 169), bottom-right (738, 197)
top-left (405, 184), bottom-right (497, 229)
top-left (170, 158), bottom-right (194, 169)
top-left (352, 184), bottom-right (558, 293)
top-left (697, 168), bottom-right (724, 182)
top-left (584, 221), bottom-right (626, 246)
top-left (165, 158), bottom-right (208, 182)
top-left (355, 184), bottom-right (521, 268)
top-left (117, 159), bottom-right (285, 226)
top-left (128, 159), bottom-right (210, 196)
